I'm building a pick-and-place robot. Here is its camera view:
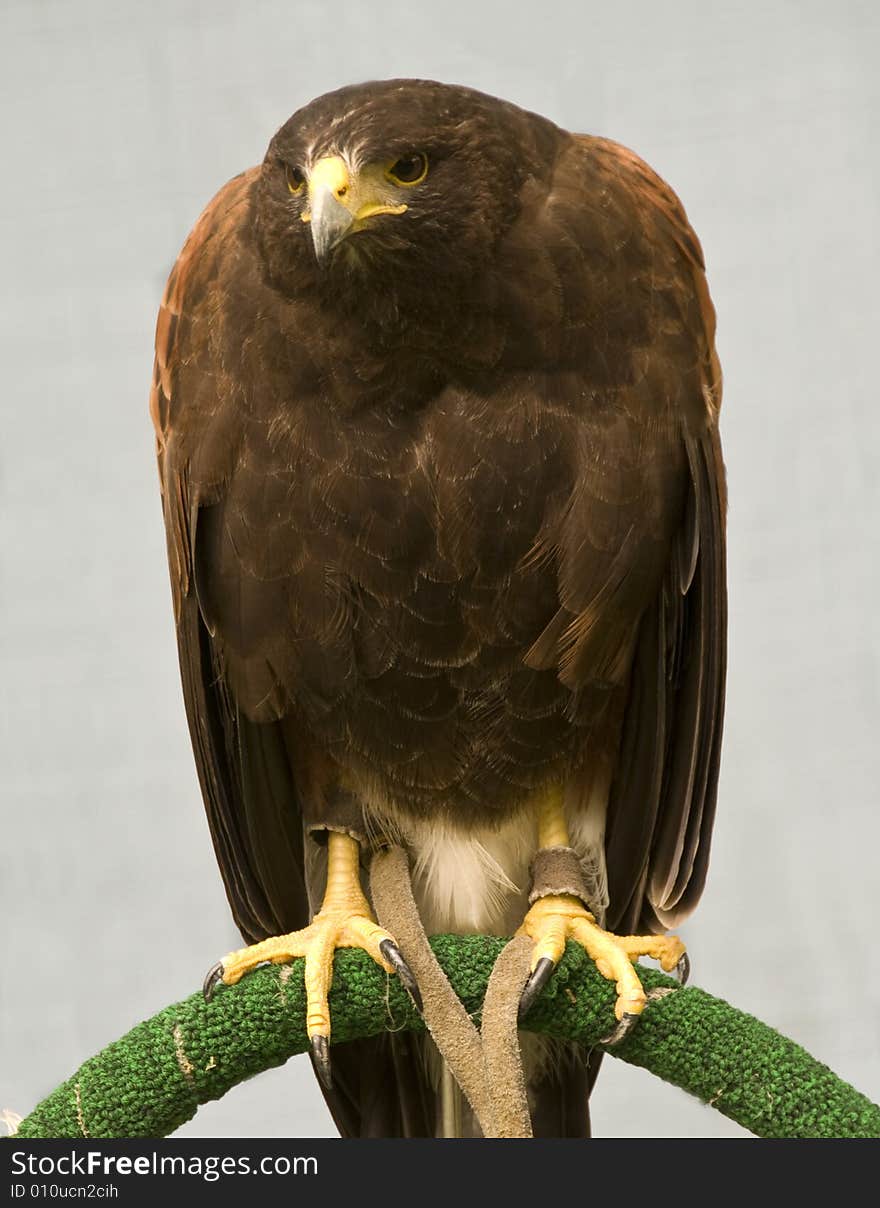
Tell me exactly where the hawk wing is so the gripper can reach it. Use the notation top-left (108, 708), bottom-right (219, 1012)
top-left (577, 139), bottom-right (727, 934)
top-left (150, 168), bottom-right (309, 945)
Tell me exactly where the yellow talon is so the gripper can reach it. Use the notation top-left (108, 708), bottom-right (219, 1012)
top-left (517, 893), bottom-right (686, 1021)
top-left (205, 832), bottom-right (417, 1083)
top-left (518, 789), bottom-right (688, 1030)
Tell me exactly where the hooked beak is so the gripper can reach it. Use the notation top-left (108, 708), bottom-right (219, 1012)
top-left (306, 157), bottom-right (355, 264)
top-left (301, 155), bottom-right (407, 266)
top-left (310, 189), bottom-right (354, 264)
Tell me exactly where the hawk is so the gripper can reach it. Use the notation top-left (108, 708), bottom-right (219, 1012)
top-left (150, 79), bottom-right (726, 1137)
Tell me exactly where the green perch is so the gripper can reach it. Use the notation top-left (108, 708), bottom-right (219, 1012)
top-left (11, 936), bottom-right (880, 1139)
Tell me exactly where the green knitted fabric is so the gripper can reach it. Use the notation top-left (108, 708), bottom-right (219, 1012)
top-left (13, 936), bottom-right (880, 1139)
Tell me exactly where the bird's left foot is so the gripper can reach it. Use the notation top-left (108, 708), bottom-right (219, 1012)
top-left (516, 894), bottom-right (688, 1042)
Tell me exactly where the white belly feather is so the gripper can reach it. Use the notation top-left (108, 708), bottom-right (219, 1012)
top-left (405, 812), bottom-right (537, 936)
top-left (371, 781), bottom-right (610, 937)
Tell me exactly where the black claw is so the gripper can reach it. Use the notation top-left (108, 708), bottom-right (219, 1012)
top-left (310, 1035), bottom-right (333, 1090)
top-left (379, 939), bottom-right (423, 1013)
top-left (202, 962), bottom-right (224, 1003)
top-left (600, 1011), bottom-right (640, 1047)
top-left (675, 952), bottom-right (691, 986)
top-left (518, 956), bottom-right (557, 1020)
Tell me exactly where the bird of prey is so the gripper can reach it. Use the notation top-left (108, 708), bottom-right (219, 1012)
top-left (150, 79), bottom-right (726, 1137)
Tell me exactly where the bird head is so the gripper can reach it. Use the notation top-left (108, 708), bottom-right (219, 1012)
top-left (254, 79), bottom-right (562, 321)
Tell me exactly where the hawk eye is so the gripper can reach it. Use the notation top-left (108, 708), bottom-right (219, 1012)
top-left (385, 153), bottom-right (428, 187)
top-left (286, 164), bottom-right (306, 196)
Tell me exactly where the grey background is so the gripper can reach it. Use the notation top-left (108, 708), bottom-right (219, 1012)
top-left (2, 0), bottom-right (878, 1139)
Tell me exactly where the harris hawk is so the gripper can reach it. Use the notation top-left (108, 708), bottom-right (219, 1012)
top-left (150, 79), bottom-right (726, 1137)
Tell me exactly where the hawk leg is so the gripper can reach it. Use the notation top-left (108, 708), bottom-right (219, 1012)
top-left (517, 792), bottom-right (688, 1043)
top-left (203, 831), bottom-right (420, 1087)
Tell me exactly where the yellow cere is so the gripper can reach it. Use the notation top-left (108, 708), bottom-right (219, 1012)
top-left (301, 155), bottom-right (411, 225)
top-left (309, 155), bottom-right (351, 199)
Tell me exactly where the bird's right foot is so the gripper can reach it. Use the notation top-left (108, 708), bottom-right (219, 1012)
top-left (202, 832), bottom-right (420, 1088)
